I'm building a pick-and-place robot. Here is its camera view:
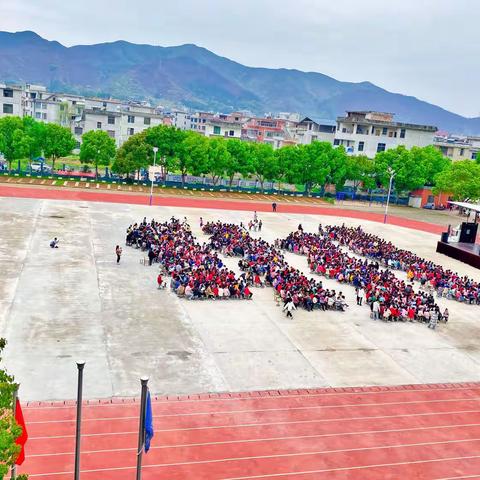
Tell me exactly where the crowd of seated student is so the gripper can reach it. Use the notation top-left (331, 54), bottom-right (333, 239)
top-left (320, 224), bottom-right (480, 305)
top-left (280, 230), bottom-right (445, 326)
top-left (126, 217), bottom-right (252, 300)
top-left (203, 221), bottom-right (348, 311)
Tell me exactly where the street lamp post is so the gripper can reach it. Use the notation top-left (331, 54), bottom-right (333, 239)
top-left (150, 147), bottom-right (158, 206)
top-left (383, 167), bottom-right (396, 224)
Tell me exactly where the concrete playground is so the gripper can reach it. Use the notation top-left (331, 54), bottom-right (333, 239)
top-left (1, 196), bottom-right (480, 401)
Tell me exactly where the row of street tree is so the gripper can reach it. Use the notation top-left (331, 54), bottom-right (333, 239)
top-left (1, 115), bottom-right (480, 198)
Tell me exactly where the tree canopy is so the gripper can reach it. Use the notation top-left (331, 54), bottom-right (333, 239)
top-left (433, 160), bottom-right (480, 200)
top-left (0, 338), bottom-right (28, 480)
top-left (43, 123), bottom-right (76, 169)
top-left (79, 130), bottom-right (116, 177)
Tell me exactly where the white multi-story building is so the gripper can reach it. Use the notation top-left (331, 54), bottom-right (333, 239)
top-left (434, 135), bottom-right (479, 161)
top-left (334, 111), bottom-right (437, 157)
top-left (0, 84), bottom-right (23, 117)
top-left (291, 117), bottom-right (336, 145)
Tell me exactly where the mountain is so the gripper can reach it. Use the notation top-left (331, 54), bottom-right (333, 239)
top-left (1, 30), bottom-right (479, 134)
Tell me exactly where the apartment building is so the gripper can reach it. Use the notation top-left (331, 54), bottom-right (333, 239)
top-left (334, 111), bottom-right (437, 157)
top-left (292, 117), bottom-right (336, 145)
top-left (433, 135), bottom-right (479, 161)
top-left (0, 84), bottom-right (23, 117)
top-left (73, 99), bottom-right (164, 146)
top-left (242, 117), bottom-right (296, 149)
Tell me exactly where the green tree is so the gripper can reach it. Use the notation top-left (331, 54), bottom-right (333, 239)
top-left (22, 117), bottom-right (45, 164)
top-left (249, 142), bottom-right (277, 191)
top-left (112, 131), bottom-right (150, 179)
top-left (79, 130), bottom-right (116, 178)
top-left (275, 145), bottom-right (301, 188)
top-left (410, 145), bottom-right (451, 186)
top-left (144, 125), bottom-right (185, 181)
top-left (0, 116), bottom-right (25, 170)
top-left (43, 123), bottom-right (76, 171)
top-left (177, 131), bottom-right (208, 183)
top-left (297, 141), bottom-right (346, 194)
top-left (206, 137), bottom-right (231, 185)
top-left (374, 146), bottom-right (426, 194)
top-left (433, 160), bottom-right (480, 200)
top-left (225, 139), bottom-right (250, 186)
top-left (0, 338), bottom-right (28, 480)
top-left (346, 155), bottom-right (375, 195)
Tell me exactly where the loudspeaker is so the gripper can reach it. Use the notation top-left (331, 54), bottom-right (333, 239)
top-left (459, 222), bottom-right (478, 244)
top-left (441, 232), bottom-right (449, 243)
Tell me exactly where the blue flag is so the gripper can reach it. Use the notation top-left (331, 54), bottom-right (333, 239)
top-left (144, 390), bottom-right (154, 453)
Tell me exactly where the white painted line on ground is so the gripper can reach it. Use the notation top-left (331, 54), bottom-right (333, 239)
top-left (27, 424), bottom-right (480, 458)
top-left (28, 413), bottom-right (480, 440)
top-left (26, 397), bottom-right (480, 424)
top-left (25, 450), bottom-right (480, 477)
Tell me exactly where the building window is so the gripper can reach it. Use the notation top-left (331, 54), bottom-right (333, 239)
top-left (400, 128), bottom-right (406, 138)
top-left (333, 139), bottom-right (340, 146)
top-left (35, 112), bottom-right (41, 119)
top-left (382, 127), bottom-right (388, 135)
top-left (472, 152), bottom-right (477, 160)
top-left (107, 130), bottom-right (115, 138)
top-left (358, 141), bottom-right (365, 152)
top-left (460, 148), bottom-right (464, 156)
top-left (371, 126), bottom-right (375, 134)
top-left (97, 122), bottom-right (102, 129)
top-left (144, 117), bottom-right (151, 125)
top-left (74, 127), bottom-right (83, 135)
top-left (108, 115), bottom-right (115, 125)
top-left (3, 88), bottom-right (13, 98)
top-left (375, 129), bottom-right (381, 136)
top-left (229, 130), bottom-right (235, 136)
top-left (42, 113), bottom-right (47, 120)
top-left (2, 103), bottom-right (13, 114)
top-left (213, 126), bottom-right (221, 135)
top-left (128, 115), bottom-right (135, 123)
top-left (128, 128), bottom-right (134, 135)
top-left (102, 102), bottom-right (107, 108)
top-left (377, 143), bottom-right (386, 153)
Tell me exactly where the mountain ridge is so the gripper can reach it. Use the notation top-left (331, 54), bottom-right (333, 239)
top-left (1, 30), bottom-right (479, 134)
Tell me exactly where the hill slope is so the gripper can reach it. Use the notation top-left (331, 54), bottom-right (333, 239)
top-left (1, 30), bottom-right (479, 134)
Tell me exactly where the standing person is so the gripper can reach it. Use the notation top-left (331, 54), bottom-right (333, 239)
top-left (283, 298), bottom-right (296, 318)
top-left (372, 299), bottom-right (380, 320)
top-left (272, 202), bottom-right (277, 212)
top-left (254, 211), bottom-right (258, 222)
top-left (258, 220), bottom-right (262, 232)
top-left (199, 217), bottom-right (204, 228)
top-left (157, 273), bottom-right (164, 289)
top-left (115, 245), bottom-right (122, 264)
top-left (357, 286), bottom-right (365, 306)
top-left (428, 308), bottom-right (439, 330)
top-left (442, 307), bottom-right (449, 323)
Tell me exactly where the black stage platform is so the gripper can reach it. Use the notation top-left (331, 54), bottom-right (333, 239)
top-left (436, 241), bottom-right (480, 269)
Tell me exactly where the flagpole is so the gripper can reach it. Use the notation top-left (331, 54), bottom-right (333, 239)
top-left (74, 361), bottom-right (85, 480)
top-left (136, 377), bottom-right (149, 480)
top-left (10, 385), bottom-right (18, 480)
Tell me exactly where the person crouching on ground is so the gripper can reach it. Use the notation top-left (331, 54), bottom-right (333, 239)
top-left (50, 237), bottom-right (59, 248)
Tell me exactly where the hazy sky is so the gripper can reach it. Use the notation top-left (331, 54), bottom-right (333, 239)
top-left (2, 0), bottom-right (479, 117)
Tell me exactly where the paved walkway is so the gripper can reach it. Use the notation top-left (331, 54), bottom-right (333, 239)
top-left (0, 185), bottom-right (444, 234)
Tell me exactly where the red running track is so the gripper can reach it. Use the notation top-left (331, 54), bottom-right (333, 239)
top-left (19, 383), bottom-right (480, 479)
top-left (0, 185), bottom-right (444, 234)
